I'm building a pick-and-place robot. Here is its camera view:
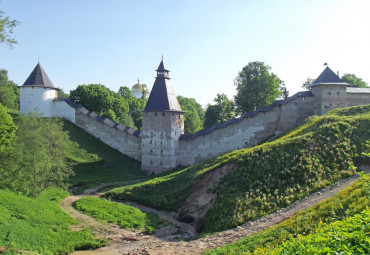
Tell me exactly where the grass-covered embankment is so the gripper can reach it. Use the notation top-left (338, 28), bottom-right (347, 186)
top-left (74, 197), bottom-right (163, 234)
top-left (204, 173), bottom-right (370, 254)
top-left (106, 105), bottom-right (370, 235)
top-left (0, 188), bottom-right (106, 254)
top-left (61, 120), bottom-right (149, 190)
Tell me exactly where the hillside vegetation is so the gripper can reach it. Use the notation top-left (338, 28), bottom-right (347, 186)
top-left (106, 105), bottom-right (370, 235)
top-left (74, 197), bottom-right (163, 234)
top-left (0, 188), bottom-right (105, 254)
top-left (205, 173), bottom-right (369, 254)
top-left (61, 120), bottom-right (148, 191)
top-left (1, 112), bottom-right (148, 195)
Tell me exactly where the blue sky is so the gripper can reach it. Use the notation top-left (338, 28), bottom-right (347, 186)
top-left (1, 0), bottom-right (369, 107)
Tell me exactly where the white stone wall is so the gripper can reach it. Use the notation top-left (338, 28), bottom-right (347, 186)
top-left (75, 110), bottom-right (142, 161)
top-left (177, 95), bottom-right (314, 166)
top-left (19, 87), bottom-right (57, 117)
top-left (52, 100), bottom-right (76, 123)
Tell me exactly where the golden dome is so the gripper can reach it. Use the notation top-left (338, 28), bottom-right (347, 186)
top-left (131, 78), bottom-right (144, 92)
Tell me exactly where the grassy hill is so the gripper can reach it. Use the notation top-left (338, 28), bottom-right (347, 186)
top-left (204, 173), bottom-right (369, 254)
top-left (0, 188), bottom-right (106, 254)
top-left (106, 104), bottom-right (370, 235)
top-left (60, 120), bottom-right (149, 192)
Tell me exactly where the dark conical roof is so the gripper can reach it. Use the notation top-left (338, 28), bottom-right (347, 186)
top-left (156, 59), bottom-right (168, 72)
top-left (22, 63), bottom-right (55, 88)
top-left (312, 66), bottom-right (348, 86)
top-left (144, 59), bottom-right (182, 112)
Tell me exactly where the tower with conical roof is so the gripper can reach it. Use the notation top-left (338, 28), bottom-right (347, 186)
top-left (19, 63), bottom-right (59, 117)
top-left (310, 66), bottom-right (349, 115)
top-left (141, 58), bottom-right (184, 173)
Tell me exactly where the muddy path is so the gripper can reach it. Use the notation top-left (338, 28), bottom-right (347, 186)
top-left (63, 166), bottom-right (369, 255)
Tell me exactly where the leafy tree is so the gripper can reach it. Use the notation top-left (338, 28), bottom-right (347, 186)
top-left (177, 96), bottom-right (204, 134)
top-left (0, 103), bottom-right (16, 151)
top-left (204, 93), bottom-right (235, 129)
top-left (234, 62), bottom-right (284, 113)
top-left (119, 86), bottom-right (147, 130)
top-left (0, 9), bottom-right (19, 48)
top-left (70, 84), bottom-right (134, 127)
top-left (0, 115), bottom-right (73, 196)
top-left (57, 89), bottom-right (69, 98)
top-left (0, 69), bottom-right (19, 109)
top-left (302, 77), bottom-right (315, 90)
top-left (341, 73), bottom-right (368, 88)
top-left (280, 85), bottom-right (289, 100)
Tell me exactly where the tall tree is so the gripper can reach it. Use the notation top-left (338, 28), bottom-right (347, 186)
top-left (302, 77), bottom-right (315, 90)
top-left (177, 96), bottom-right (204, 134)
top-left (0, 9), bottom-right (19, 48)
top-left (204, 93), bottom-right (235, 129)
top-left (0, 69), bottom-right (19, 110)
top-left (0, 116), bottom-right (73, 196)
top-left (341, 73), bottom-right (368, 88)
top-left (234, 62), bottom-right (284, 113)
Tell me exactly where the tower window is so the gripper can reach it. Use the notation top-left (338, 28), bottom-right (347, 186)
top-left (155, 112), bottom-right (157, 116)
top-left (150, 140), bottom-right (152, 144)
top-left (160, 162), bottom-right (163, 165)
top-left (150, 161), bottom-right (153, 165)
top-left (162, 112), bottom-right (165, 116)
top-left (328, 92), bottom-right (331, 95)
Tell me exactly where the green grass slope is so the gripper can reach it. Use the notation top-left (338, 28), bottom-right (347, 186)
top-left (74, 197), bottom-right (163, 234)
top-left (106, 105), bottom-right (370, 235)
top-left (0, 188), bottom-right (105, 254)
top-left (54, 120), bottom-right (148, 193)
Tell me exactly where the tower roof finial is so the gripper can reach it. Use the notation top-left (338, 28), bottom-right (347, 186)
top-left (161, 54), bottom-right (163, 61)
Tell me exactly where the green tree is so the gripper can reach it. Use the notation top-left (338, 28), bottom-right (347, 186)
top-left (280, 85), bottom-right (289, 100)
top-left (302, 77), bottom-right (315, 90)
top-left (234, 62), bottom-right (284, 113)
top-left (70, 84), bottom-right (134, 127)
top-left (341, 73), bottom-right (368, 88)
top-left (204, 93), bottom-right (235, 129)
top-left (0, 9), bottom-right (19, 48)
top-left (0, 69), bottom-right (19, 110)
top-left (177, 96), bottom-right (204, 134)
top-left (57, 89), bottom-right (69, 98)
top-left (0, 103), bottom-right (16, 151)
top-left (0, 115), bottom-right (73, 196)
top-left (118, 86), bottom-right (147, 130)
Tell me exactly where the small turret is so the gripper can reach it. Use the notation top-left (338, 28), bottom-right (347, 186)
top-left (19, 63), bottom-right (58, 116)
top-left (310, 66), bottom-right (349, 115)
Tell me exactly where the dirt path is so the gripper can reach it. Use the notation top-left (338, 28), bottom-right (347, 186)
top-left (63, 167), bottom-right (368, 255)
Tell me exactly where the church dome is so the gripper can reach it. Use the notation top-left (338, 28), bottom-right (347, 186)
top-left (131, 79), bottom-right (144, 92)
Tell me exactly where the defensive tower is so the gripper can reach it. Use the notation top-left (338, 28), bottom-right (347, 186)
top-left (310, 66), bottom-right (349, 115)
top-left (19, 63), bottom-right (59, 117)
top-left (141, 58), bottom-right (184, 173)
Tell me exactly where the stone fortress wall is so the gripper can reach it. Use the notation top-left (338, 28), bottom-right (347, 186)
top-left (19, 63), bottom-right (370, 172)
top-left (176, 92), bottom-right (315, 166)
